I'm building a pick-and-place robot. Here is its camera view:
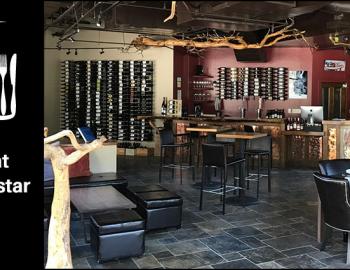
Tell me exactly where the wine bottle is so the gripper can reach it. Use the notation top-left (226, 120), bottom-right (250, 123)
top-left (161, 97), bottom-right (167, 115)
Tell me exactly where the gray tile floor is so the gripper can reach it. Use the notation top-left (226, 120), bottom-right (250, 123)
top-left (44, 156), bottom-right (350, 269)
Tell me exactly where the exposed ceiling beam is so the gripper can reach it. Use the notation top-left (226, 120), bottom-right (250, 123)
top-left (44, 2), bottom-right (80, 30)
top-left (287, 1), bottom-right (332, 17)
top-left (199, 2), bottom-right (243, 13)
top-left (265, 1), bottom-right (296, 7)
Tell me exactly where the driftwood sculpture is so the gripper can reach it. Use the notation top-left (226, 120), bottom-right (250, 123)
top-left (44, 128), bottom-right (106, 269)
top-left (329, 33), bottom-right (350, 47)
top-left (132, 18), bottom-right (314, 51)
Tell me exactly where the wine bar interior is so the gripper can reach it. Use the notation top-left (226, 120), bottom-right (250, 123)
top-left (44, 1), bottom-right (350, 269)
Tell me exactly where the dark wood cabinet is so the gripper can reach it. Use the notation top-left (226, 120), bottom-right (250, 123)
top-left (322, 82), bottom-right (347, 120)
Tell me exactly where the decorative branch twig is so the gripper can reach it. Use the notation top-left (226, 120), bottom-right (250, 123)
top-left (44, 128), bottom-right (106, 269)
top-left (329, 34), bottom-right (350, 47)
top-left (164, 1), bottom-right (177, 22)
top-left (131, 18), bottom-right (316, 50)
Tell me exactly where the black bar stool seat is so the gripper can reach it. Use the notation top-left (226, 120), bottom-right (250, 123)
top-left (200, 143), bottom-right (245, 215)
top-left (244, 135), bottom-right (272, 199)
top-left (159, 129), bottom-right (195, 185)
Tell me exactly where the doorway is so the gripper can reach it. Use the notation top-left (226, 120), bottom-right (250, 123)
top-left (322, 82), bottom-right (347, 120)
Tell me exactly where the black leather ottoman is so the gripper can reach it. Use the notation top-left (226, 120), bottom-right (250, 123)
top-left (90, 209), bottom-right (145, 263)
top-left (125, 185), bottom-right (183, 231)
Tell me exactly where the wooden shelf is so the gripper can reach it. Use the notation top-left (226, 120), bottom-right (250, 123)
top-left (193, 100), bottom-right (214, 103)
top-left (192, 88), bottom-right (214, 90)
top-left (192, 74), bottom-right (214, 78)
top-left (282, 131), bottom-right (324, 136)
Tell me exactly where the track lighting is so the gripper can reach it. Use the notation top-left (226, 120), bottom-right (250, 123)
top-left (96, 12), bottom-right (102, 27)
top-left (66, 49), bottom-right (71, 55)
top-left (75, 49), bottom-right (78, 55)
top-left (100, 48), bottom-right (104, 54)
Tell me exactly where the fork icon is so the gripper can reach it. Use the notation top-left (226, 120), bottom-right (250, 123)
top-left (0, 53), bottom-right (16, 120)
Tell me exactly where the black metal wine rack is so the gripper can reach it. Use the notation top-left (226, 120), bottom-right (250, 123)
top-left (215, 67), bottom-right (289, 100)
top-left (60, 60), bottom-right (154, 141)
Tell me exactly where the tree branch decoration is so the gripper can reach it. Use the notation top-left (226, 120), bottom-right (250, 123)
top-left (164, 1), bottom-right (176, 22)
top-left (132, 18), bottom-right (316, 51)
top-left (44, 128), bottom-right (106, 269)
top-left (329, 33), bottom-right (350, 47)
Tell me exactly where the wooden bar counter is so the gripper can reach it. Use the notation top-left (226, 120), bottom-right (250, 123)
top-left (138, 115), bottom-right (329, 168)
top-left (138, 115), bottom-right (285, 167)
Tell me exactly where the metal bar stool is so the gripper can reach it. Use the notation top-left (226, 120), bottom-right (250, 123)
top-left (159, 129), bottom-right (195, 185)
top-left (244, 135), bottom-right (272, 199)
top-left (199, 143), bottom-right (245, 214)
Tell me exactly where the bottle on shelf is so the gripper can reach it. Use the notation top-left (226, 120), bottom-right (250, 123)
top-left (161, 97), bottom-right (167, 115)
top-left (286, 118), bottom-right (290, 131)
top-left (293, 118), bottom-right (297, 130)
top-left (296, 117), bottom-right (301, 131)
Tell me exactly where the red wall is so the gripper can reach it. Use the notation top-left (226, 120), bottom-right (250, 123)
top-left (173, 47), bottom-right (198, 114)
top-left (312, 49), bottom-right (350, 117)
top-left (201, 47), bottom-right (313, 118)
top-left (174, 46), bottom-right (350, 118)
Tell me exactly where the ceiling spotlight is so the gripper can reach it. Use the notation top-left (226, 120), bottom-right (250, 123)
top-left (75, 49), bottom-right (78, 55)
top-left (100, 48), bottom-right (104, 54)
top-left (66, 49), bottom-right (71, 55)
top-left (68, 37), bottom-right (75, 42)
top-left (96, 13), bottom-right (102, 27)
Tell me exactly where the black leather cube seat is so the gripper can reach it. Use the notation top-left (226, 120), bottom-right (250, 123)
top-left (136, 191), bottom-right (183, 209)
top-left (90, 209), bottom-right (145, 263)
top-left (123, 185), bottom-right (183, 231)
top-left (128, 184), bottom-right (167, 194)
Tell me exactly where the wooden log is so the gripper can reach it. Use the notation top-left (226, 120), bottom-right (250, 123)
top-left (44, 129), bottom-right (106, 269)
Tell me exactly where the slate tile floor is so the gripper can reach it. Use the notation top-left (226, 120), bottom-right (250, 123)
top-left (44, 156), bottom-right (350, 269)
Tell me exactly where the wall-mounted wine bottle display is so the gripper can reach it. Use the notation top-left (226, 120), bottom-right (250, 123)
top-left (60, 60), bottom-right (154, 141)
top-left (215, 67), bottom-right (288, 100)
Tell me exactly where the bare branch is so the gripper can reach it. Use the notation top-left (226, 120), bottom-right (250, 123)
top-left (164, 1), bottom-right (176, 22)
top-left (131, 18), bottom-right (315, 50)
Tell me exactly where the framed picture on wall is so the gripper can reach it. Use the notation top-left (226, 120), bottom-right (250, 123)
top-left (324, 60), bottom-right (346, 71)
top-left (288, 70), bottom-right (307, 99)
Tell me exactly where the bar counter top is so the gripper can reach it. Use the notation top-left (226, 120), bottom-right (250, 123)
top-left (322, 120), bottom-right (350, 125)
top-left (137, 115), bottom-right (284, 124)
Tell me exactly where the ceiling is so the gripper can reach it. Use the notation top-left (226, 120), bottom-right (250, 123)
top-left (44, 1), bottom-right (350, 49)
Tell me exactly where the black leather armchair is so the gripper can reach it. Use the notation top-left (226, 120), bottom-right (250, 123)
top-left (319, 159), bottom-right (350, 243)
top-left (319, 159), bottom-right (350, 177)
top-left (313, 172), bottom-right (350, 264)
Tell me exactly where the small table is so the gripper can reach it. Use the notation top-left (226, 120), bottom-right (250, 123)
top-left (216, 131), bottom-right (268, 197)
top-left (186, 126), bottom-right (234, 185)
top-left (70, 186), bottom-right (136, 242)
top-left (216, 131), bottom-right (267, 154)
top-left (186, 126), bottom-right (233, 133)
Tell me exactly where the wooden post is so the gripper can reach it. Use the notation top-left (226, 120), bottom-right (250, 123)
top-left (44, 129), bottom-right (106, 269)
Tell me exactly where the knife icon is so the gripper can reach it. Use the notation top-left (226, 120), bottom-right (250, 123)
top-left (9, 54), bottom-right (16, 118)
top-left (0, 53), bottom-right (16, 120)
